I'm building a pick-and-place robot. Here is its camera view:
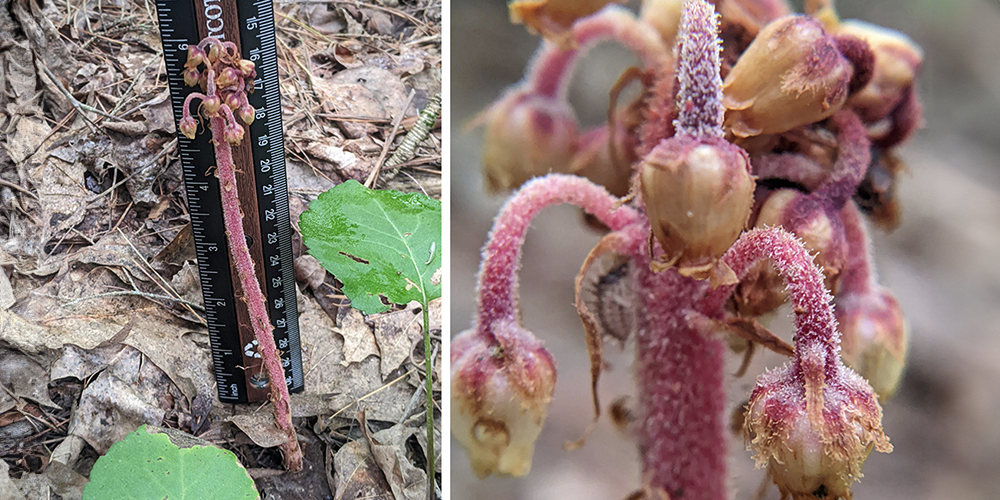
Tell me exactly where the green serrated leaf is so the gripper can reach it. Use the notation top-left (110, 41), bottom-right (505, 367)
top-left (83, 425), bottom-right (258, 500)
top-left (299, 180), bottom-right (442, 314)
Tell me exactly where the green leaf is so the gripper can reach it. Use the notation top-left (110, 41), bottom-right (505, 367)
top-left (299, 180), bottom-right (442, 314)
top-left (83, 425), bottom-right (258, 500)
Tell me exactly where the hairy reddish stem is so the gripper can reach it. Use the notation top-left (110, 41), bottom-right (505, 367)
top-left (632, 260), bottom-right (727, 500)
top-left (813, 110), bottom-right (871, 210)
top-left (526, 7), bottom-right (669, 99)
top-left (713, 227), bottom-right (842, 378)
top-left (211, 116), bottom-right (303, 471)
top-left (475, 174), bottom-right (640, 339)
top-left (838, 201), bottom-right (875, 296)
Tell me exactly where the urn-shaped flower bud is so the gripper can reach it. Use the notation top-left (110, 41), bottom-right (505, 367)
top-left (451, 321), bottom-right (557, 478)
top-left (639, 0), bottom-right (683, 45)
top-left (182, 67), bottom-right (201, 88)
top-left (755, 189), bottom-right (846, 292)
top-left (224, 91), bottom-right (244, 112)
top-left (640, 135), bottom-right (754, 279)
top-left (746, 361), bottom-right (892, 499)
top-left (837, 20), bottom-right (923, 123)
top-left (238, 104), bottom-right (256, 126)
top-left (178, 116), bottom-right (198, 139)
top-left (207, 41), bottom-right (220, 63)
top-left (223, 124), bottom-right (245, 144)
top-left (238, 59), bottom-right (256, 78)
top-left (216, 67), bottom-right (240, 90)
top-left (722, 15), bottom-right (851, 137)
top-left (568, 122), bottom-right (636, 197)
top-left (479, 90), bottom-right (579, 193)
top-left (186, 45), bottom-right (206, 68)
top-left (835, 286), bottom-right (909, 400)
top-left (201, 94), bottom-right (222, 117)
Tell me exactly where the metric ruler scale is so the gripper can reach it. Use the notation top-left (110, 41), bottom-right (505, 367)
top-left (157, 0), bottom-right (303, 403)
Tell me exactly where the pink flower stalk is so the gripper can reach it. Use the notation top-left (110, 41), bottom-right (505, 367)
top-left (180, 37), bottom-right (303, 472)
top-left (457, 0), bottom-right (923, 498)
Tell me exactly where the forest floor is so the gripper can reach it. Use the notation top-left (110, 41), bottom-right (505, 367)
top-left (0, 0), bottom-right (441, 497)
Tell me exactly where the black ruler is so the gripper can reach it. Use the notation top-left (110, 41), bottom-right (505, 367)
top-left (156, 0), bottom-right (303, 403)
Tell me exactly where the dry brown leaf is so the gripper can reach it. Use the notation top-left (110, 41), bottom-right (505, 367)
top-left (332, 438), bottom-right (393, 500)
top-left (298, 293), bottom-right (411, 421)
top-left (5, 117), bottom-right (50, 165)
top-left (68, 345), bottom-right (175, 454)
top-left (0, 269), bottom-right (14, 310)
top-left (0, 348), bottom-right (58, 409)
top-left (302, 139), bottom-right (368, 182)
top-left (312, 81), bottom-right (383, 139)
top-left (327, 66), bottom-right (413, 119)
top-left (370, 303), bottom-right (422, 381)
top-left (294, 254), bottom-right (327, 291)
top-left (364, 423), bottom-right (426, 500)
top-left (0, 460), bottom-right (27, 500)
top-left (299, 3), bottom-right (347, 34)
top-left (227, 412), bottom-right (291, 448)
top-left (338, 306), bottom-right (379, 366)
top-left (10, 461), bottom-right (86, 500)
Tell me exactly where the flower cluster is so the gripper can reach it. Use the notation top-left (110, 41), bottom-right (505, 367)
top-left (178, 38), bottom-right (257, 144)
top-left (455, 0), bottom-right (922, 498)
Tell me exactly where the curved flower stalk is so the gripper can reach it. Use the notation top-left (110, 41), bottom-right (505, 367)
top-left (179, 37), bottom-right (303, 471)
top-left (457, 0), bottom-right (923, 498)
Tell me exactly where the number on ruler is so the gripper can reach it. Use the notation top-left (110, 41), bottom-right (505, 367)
top-left (258, 135), bottom-right (268, 147)
top-left (270, 255), bottom-right (280, 267)
top-left (272, 276), bottom-right (282, 288)
top-left (262, 184), bottom-right (273, 196)
top-left (274, 297), bottom-right (284, 309)
top-left (267, 232), bottom-right (278, 244)
top-left (260, 158), bottom-right (270, 172)
top-left (265, 209), bottom-right (275, 221)
top-left (276, 318), bottom-right (286, 328)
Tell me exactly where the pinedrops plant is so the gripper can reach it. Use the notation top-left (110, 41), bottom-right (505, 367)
top-left (178, 37), bottom-right (303, 471)
top-left (299, 180), bottom-right (442, 498)
top-left (453, 0), bottom-right (920, 498)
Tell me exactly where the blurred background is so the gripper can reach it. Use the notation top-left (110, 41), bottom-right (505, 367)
top-left (451, 1), bottom-right (1000, 498)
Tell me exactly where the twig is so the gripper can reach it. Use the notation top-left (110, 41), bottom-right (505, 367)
top-left (364, 89), bottom-right (415, 188)
top-left (61, 290), bottom-right (205, 311)
top-left (108, 52), bottom-right (161, 117)
top-left (38, 62), bottom-right (126, 125)
top-left (116, 227), bottom-right (206, 324)
top-left (85, 138), bottom-right (177, 203)
top-left (327, 368), bottom-right (416, 421)
top-left (0, 179), bottom-right (38, 200)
